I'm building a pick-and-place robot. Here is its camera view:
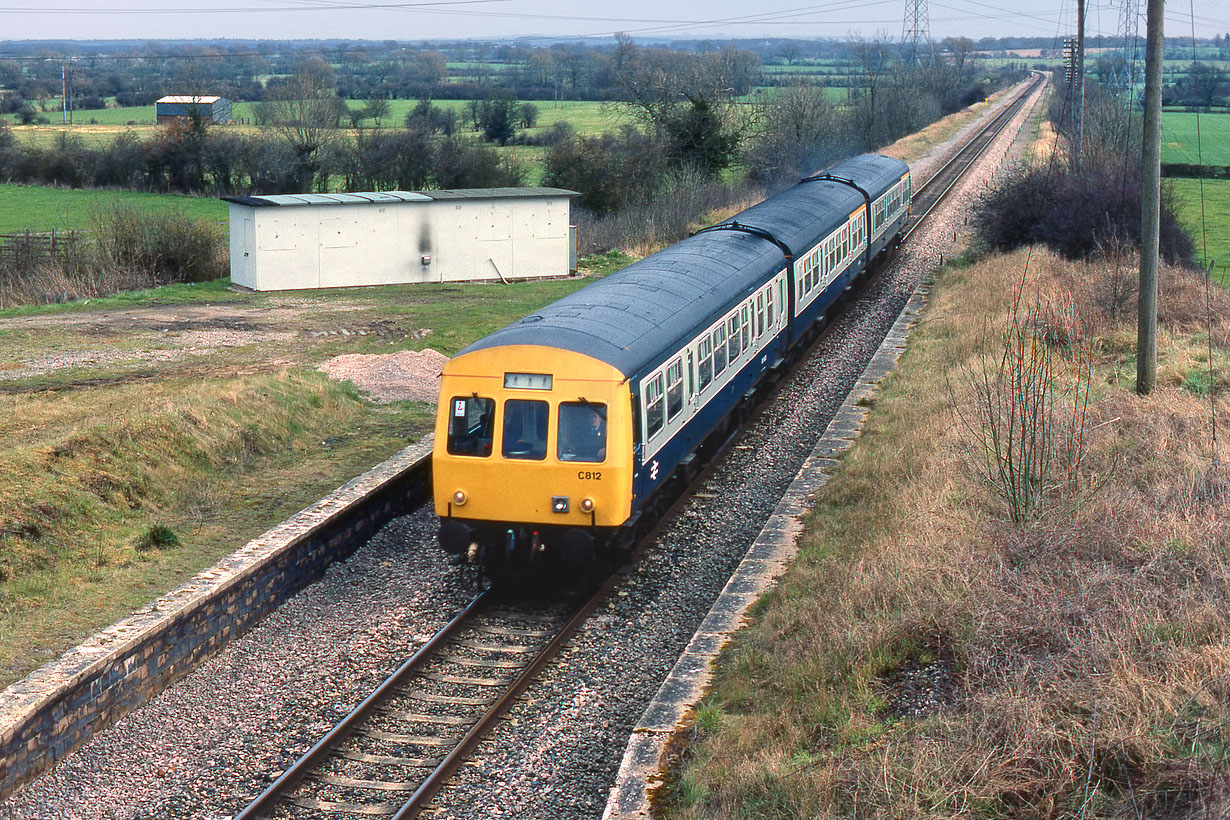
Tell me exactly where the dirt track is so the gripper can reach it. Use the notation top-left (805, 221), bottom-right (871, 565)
top-left (0, 296), bottom-right (444, 401)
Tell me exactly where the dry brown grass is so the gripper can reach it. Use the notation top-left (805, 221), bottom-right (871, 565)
top-left (663, 247), bottom-right (1230, 820)
top-left (879, 87), bottom-right (1008, 167)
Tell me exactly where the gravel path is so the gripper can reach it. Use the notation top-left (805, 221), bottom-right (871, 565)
top-left (0, 82), bottom-right (1044, 820)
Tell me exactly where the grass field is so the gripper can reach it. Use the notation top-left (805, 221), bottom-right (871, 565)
top-left (0, 184), bottom-right (228, 234)
top-left (1171, 177), bottom-right (1230, 284)
top-left (1, 98), bottom-right (632, 136)
top-left (1162, 110), bottom-right (1230, 166)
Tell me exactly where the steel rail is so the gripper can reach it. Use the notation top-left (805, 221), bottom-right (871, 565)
top-left (391, 572), bottom-right (620, 819)
top-left (904, 75), bottom-right (1043, 240)
top-left (232, 587), bottom-right (495, 820)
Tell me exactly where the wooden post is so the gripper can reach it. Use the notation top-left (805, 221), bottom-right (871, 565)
top-left (1137, 0), bottom-right (1164, 395)
top-left (1073, 0), bottom-right (1086, 170)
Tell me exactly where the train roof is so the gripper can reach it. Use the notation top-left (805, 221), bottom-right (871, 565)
top-left (459, 229), bottom-right (784, 377)
top-left (457, 154), bottom-right (910, 380)
top-left (821, 153), bottom-right (911, 196)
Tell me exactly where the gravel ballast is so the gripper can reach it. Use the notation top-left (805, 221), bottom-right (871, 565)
top-left (0, 82), bottom-right (1043, 820)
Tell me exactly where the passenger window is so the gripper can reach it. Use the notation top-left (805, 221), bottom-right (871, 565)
top-left (741, 306), bottom-right (750, 349)
top-left (698, 336), bottom-right (713, 389)
top-left (558, 402), bottom-right (606, 463)
top-left (501, 399), bottom-right (548, 460)
top-left (686, 349), bottom-right (695, 398)
top-left (644, 374), bottom-right (665, 439)
top-left (756, 293), bottom-right (764, 337)
top-left (666, 358), bottom-right (684, 420)
top-left (727, 316), bottom-right (740, 362)
top-left (447, 396), bottom-right (495, 457)
top-left (767, 287), bottom-right (775, 326)
top-left (713, 326), bottom-right (727, 374)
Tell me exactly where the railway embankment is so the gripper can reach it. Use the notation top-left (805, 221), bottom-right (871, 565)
top-left (653, 172), bottom-right (1230, 820)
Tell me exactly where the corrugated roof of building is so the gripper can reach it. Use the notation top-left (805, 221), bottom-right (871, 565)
top-left (156, 96), bottom-right (224, 104)
top-left (221, 187), bottom-right (578, 208)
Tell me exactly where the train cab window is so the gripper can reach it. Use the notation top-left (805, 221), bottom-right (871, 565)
top-left (644, 374), bottom-right (666, 439)
top-left (741, 306), bottom-right (750, 349)
top-left (698, 336), bottom-right (713, 389)
top-left (501, 399), bottom-right (548, 460)
top-left (666, 358), bottom-right (684, 420)
top-left (558, 402), bottom-right (606, 463)
top-left (447, 396), bottom-right (495, 457)
top-left (713, 326), bottom-right (727, 374)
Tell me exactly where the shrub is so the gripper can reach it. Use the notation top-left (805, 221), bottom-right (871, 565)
top-left (0, 205), bottom-right (226, 307)
top-left (89, 203), bottom-right (226, 286)
top-left (973, 160), bottom-right (1196, 265)
top-left (135, 525), bottom-right (179, 552)
top-left (543, 127), bottom-right (670, 214)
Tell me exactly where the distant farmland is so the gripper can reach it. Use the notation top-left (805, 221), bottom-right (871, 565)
top-left (1162, 111), bottom-right (1230, 166)
top-left (0, 185), bottom-right (227, 234)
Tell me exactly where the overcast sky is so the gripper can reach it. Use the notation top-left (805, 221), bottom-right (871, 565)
top-left (0, 0), bottom-right (1226, 45)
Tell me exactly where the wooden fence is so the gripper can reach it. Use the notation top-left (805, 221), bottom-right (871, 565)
top-left (0, 230), bottom-right (82, 266)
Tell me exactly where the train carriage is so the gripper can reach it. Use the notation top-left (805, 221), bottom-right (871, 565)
top-left (433, 154), bottom-right (910, 571)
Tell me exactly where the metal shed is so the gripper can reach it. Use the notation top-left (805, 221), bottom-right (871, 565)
top-left (223, 188), bottom-right (579, 292)
top-left (155, 96), bottom-right (232, 124)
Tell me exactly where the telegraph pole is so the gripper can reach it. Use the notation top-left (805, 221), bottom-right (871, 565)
top-left (1137, 0), bottom-right (1163, 395)
top-left (1073, 0), bottom-right (1086, 169)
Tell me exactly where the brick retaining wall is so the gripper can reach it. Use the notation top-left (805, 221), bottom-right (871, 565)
top-left (0, 438), bottom-right (433, 801)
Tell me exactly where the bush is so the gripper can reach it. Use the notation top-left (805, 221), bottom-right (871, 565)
top-left (135, 525), bottom-right (179, 552)
top-left (576, 171), bottom-right (762, 256)
top-left (973, 161), bottom-right (1196, 265)
top-left (90, 203), bottom-right (226, 286)
top-left (543, 127), bottom-right (670, 213)
top-left (0, 205), bottom-right (226, 308)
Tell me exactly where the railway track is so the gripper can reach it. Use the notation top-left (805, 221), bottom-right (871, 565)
top-left (230, 76), bottom-right (1043, 820)
top-left (233, 579), bottom-right (612, 820)
top-left (906, 73), bottom-right (1043, 231)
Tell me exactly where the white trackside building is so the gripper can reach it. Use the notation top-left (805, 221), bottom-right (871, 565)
top-left (224, 187), bottom-right (578, 291)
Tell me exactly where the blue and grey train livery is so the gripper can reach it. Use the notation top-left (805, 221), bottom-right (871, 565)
top-left (432, 154), bottom-right (911, 570)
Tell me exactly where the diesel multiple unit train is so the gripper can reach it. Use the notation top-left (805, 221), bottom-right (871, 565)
top-left (433, 153), bottom-right (911, 571)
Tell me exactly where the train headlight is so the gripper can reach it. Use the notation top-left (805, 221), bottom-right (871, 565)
top-left (579, 497), bottom-right (595, 513)
top-left (452, 490), bottom-right (467, 506)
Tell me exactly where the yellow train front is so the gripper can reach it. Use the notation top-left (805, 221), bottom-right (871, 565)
top-left (433, 344), bottom-right (634, 568)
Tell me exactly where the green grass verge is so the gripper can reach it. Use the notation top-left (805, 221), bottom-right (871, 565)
top-left (0, 184), bottom-right (228, 234)
top-left (1161, 111), bottom-right (1230, 166)
top-left (1171, 177), bottom-right (1230, 284)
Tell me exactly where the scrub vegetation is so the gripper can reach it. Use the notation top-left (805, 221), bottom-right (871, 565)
top-left (663, 245), bottom-right (1230, 820)
top-left (0, 203), bottom-right (228, 308)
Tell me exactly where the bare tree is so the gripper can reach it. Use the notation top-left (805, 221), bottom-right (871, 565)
top-left (362, 97), bottom-right (390, 128)
top-left (265, 60), bottom-right (342, 192)
top-left (612, 43), bottom-right (753, 177)
top-left (745, 83), bottom-right (848, 183)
